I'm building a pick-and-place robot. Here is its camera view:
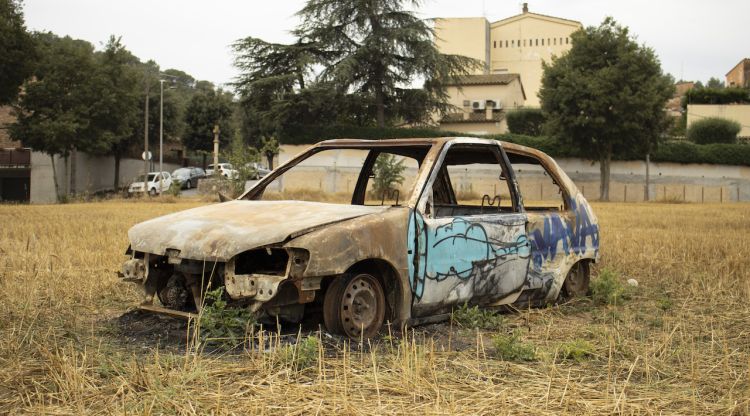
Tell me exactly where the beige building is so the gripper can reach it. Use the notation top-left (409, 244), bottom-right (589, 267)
top-left (434, 3), bottom-right (582, 107)
top-left (439, 74), bottom-right (526, 135)
top-left (726, 58), bottom-right (750, 88)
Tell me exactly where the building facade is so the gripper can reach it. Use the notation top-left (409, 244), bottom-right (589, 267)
top-left (726, 58), bottom-right (750, 88)
top-left (438, 74), bottom-right (526, 135)
top-left (434, 3), bottom-right (582, 107)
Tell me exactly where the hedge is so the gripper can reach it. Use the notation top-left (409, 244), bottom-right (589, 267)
top-left (506, 108), bottom-right (545, 136)
top-left (686, 117), bottom-right (741, 144)
top-left (277, 125), bottom-right (750, 166)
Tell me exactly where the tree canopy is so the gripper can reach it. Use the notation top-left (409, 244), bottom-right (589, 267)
top-left (182, 87), bottom-right (235, 153)
top-left (539, 17), bottom-right (674, 201)
top-left (0, 0), bottom-right (36, 105)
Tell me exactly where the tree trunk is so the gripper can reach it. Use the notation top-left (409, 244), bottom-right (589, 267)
top-left (50, 154), bottom-right (60, 202)
top-left (63, 154), bottom-right (70, 197)
top-left (599, 152), bottom-right (611, 201)
top-left (375, 86), bottom-right (385, 128)
top-left (266, 153), bottom-right (274, 170)
top-left (201, 153), bottom-right (207, 170)
top-left (114, 153), bottom-right (121, 190)
top-left (644, 152), bottom-right (650, 201)
top-left (70, 147), bottom-right (77, 195)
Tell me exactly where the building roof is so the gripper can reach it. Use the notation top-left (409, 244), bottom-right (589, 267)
top-left (490, 11), bottom-right (582, 29)
top-left (726, 58), bottom-right (750, 76)
top-left (445, 73), bottom-right (521, 86)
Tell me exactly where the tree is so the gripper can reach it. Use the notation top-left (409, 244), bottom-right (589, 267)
top-left (224, 131), bottom-right (260, 197)
top-left (706, 77), bottom-right (724, 89)
top-left (295, 0), bottom-right (478, 127)
top-left (89, 36), bottom-right (141, 189)
top-left (370, 153), bottom-right (405, 199)
top-left (539, 18), bottom-right (674, 201)
top-left (506, 108), bottom-right (545, 136)
top-left (0, 0), bottom-right (36, 104)
top-left (9, 33), bottom-right (101, 200)
top-left (260, 136), bottom-right (279, 170)
top-left (183, 87), bottom-right (235, 166)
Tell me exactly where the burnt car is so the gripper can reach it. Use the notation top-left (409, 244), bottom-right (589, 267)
top-left (120, 138), bottom-right (599, 339)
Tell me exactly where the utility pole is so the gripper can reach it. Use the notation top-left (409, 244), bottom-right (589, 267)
top-left (143, 82), bottom-right (150, 177)
top-left (213, 124), bottom-right (220, 174)
top-left (644, 152), bottom-right (650, 201)
top-left (159, 79), bottom-right (164, 192)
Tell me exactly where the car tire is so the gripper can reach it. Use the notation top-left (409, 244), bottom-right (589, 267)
top-left (149, 188), bottom-right (157, 196)
top-left (323, 273), bottom-right (385, 339)
top-left (560, 261), bottom-right (590, 302)
top-left (186, 180), bottom-right (192, 189)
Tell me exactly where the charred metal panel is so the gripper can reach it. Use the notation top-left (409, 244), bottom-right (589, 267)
top-left (128, 200), bottom-right (387, 261)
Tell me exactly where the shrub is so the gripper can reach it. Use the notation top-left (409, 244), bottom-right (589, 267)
top-left (491, 331), bottom-right (536, 361)
top-left (451, 303), bottom-right (504, 330)
top-left (683, 87), bottom-right (750, 108)
top-left (199, 287), bottom-right (255, 349)
top-left (687, 117), bottom-right (741, 144)
top-left (591, 268), bottom-right (631, 306)
top-left (506, 108), bottom-right (545, 136)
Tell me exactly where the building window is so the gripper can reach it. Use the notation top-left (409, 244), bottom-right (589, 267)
top-left (505, 40), bottom-right (508, 47)
top-left (553, 38), bottom-right (556, 45)
top-left (548, 38), bottom-right (551, 45)
top-left (560, 37), bottom-right (563, 44)
top-left (541, 38), bottom-right (544, 46)
top-left (494, 40), bottom-right (496, 48)
top-left (566, 37), bottom-right (569, 44)
top-left (523, 39), bottom-right (526, 47)
top-left (517, 39), bottom-right (520, 47)
top-left (511, 40), bottom-right (514, 47)
top-left (535, 39), bottom-right (538, 46)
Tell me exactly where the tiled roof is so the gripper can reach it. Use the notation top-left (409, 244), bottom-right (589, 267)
top-left (445, 74), bottom-right (521, 86)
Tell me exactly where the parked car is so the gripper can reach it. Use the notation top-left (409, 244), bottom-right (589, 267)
top-left (206, 163), bottom-right (237, 179)
top-left (171, 167), bottom-right (205, 189)
top-left (127, 171), bottom-right (172, 196)
top-left (245, 162), bottom-right (271, 179)
top-left (120, 138), bottom-right (600, 339)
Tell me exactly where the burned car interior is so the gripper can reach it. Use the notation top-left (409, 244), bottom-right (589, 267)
top-left (121, 138), bottom-right (600, 339)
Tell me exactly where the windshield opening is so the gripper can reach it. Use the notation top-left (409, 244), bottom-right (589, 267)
top-left (247, 146), bottom-right (430, 205)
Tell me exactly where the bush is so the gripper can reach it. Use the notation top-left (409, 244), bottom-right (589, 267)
top-left (687, 117), bottom-right (741, 144)
top-left (591, 268), bottom-right (631, 306)
top-left (277, 335), bottom-right (320, 371)
top-left (683, 87), bottom-right (750, 108)
top-left (491, 331), bottom-right (536, 361)
top-left (506, 108), bottom-right (545, 136)
top-left (451, 303), bottom-right (504, 330)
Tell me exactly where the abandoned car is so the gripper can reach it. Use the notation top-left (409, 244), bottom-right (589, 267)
top-left (121, 138), bottom-right (599, 339)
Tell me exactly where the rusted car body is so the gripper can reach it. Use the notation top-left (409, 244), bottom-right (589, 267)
top-left (121, 138), bottom-right (600, 338)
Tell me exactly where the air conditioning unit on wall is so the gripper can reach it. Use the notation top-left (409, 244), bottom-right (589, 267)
top-left (486, 99), bottom-right (503, 110)
top-left (471, 100), bottom-right (485, 110)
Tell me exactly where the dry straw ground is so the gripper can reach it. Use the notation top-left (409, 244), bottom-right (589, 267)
top-left (0, 199), bottom-right (748, 415)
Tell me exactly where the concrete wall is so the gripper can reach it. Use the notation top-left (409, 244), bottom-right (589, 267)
top-left (273, 145), bottom-right (750, 203)
top-left (687, 104), bottom-right (750, 136)
top-left (30, 151), bottom-right (181, 203)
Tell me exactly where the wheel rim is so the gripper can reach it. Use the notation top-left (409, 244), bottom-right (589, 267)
top-left (186, 180), bottom-right (191, 189)
top-left (339, 274), bottom-right (384, 338)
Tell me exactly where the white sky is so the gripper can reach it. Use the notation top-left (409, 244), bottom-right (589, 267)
top-left (21, 0), bottom-right (750, 88)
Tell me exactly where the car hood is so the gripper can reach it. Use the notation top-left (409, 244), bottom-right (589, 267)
top-left (128, 200), bottom-right (389, 261)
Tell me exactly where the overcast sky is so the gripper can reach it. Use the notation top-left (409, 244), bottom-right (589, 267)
top-left (21, 0), bottom-right (750, 88)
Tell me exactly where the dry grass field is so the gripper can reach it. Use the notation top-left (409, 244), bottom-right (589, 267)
top-left (0, 199), bottom-right (748, 415)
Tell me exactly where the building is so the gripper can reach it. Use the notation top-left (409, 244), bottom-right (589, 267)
top-left (726, 58), bottom-right (750, 88)
top-left (438, 74), bottom-right (526, 135)
top-left (434, 3), bottom-right (582, 108)
top-left (666, 81), bottom-right (695, 117)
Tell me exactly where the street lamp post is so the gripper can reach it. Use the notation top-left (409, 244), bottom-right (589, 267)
top-left (213, 124), bottom-right (220, 174)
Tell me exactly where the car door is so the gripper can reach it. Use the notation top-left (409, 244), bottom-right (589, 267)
top-left (408, 142), bottom-right (531, 317)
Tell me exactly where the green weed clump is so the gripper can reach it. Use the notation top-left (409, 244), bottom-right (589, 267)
top-left (591, 268), bottom-right (631, 306)
top-left (491, 331), bottom-right (536, 361)
top-left (277, 335), bottom-right (320, 371)
top-left (198, 287), bottom-right (255, 349)
top-left (451, 303), bottom-right (504, 330)
top-left (559, 339), bottom-right (595, 362)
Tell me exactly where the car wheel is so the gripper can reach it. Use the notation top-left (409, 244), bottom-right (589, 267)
top-left (149, 188), bottom-right (157, 196)
top-left (560, 261), bottom-right (590, 302)
top-left (323, 273), bottom-right (385, 339)
top-left (186, 180), bottom-right (192, 189)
